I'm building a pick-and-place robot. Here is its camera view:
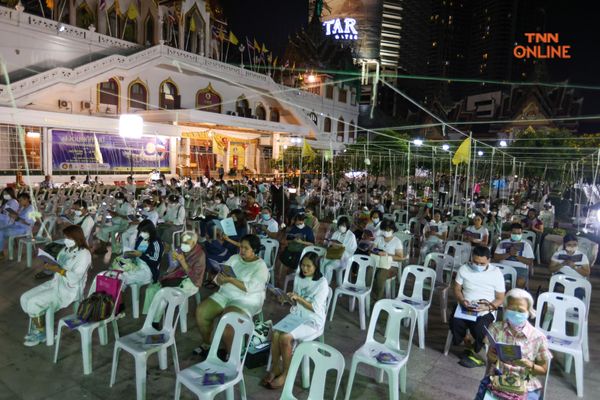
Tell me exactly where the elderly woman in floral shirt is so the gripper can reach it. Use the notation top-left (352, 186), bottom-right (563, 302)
top-left (482, 288), bottom-right (552, 400)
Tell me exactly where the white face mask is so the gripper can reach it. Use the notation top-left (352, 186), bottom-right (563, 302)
top-left (140, 232), bottom-right (150, 239)
top-left (383, 230), bottom-right (393, 238)
top-left (117, 199), bottom-right (124, 204)
top-left (372, 218), bottom-right (380, 225)
top-left (215, 199), bottom-right (221, 204)
top-left (143, 207), bottom-right (150, 212)
top-left (296, 224), bottom-right (305, 230)
top-left (73, 210), bottom-right (82, 217)
top-left (64, 238), bottom-right (76, 248)
top-left (565, 246), bottom-right (577, 253)
top-left (339, 226), bottom-right (348, 233)
top-left (180, 243), bottom-right (192, 253)
top-left (2, 194), bottom-right (10, 200)
top-left (229, 193), bottom-right (234, 198)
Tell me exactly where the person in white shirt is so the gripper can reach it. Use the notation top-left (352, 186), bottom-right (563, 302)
top-left (493, 223), bottom-right (534, 288)
top-left (262, 252), bottom-right (329, 389)
top-left (125, 176), bottom-right (137, 199)
top-left (156, 194), bottom-right (185, 249)
top-left (421, 210), bottom-right (448, 256)
top-left (549, 234), bottom-right (590, 280)
top-left (370, 220), bottom-right (404, 301)
top-left (322, 216), bottom-right (358, 284)
top-left (94, 192), bottom-right (135, 254)
top-left (122, 199), bottom-right (159, 251)
top-left (464, 213), bottom-right (489, 247)
top-left (0, 187), bottom-right (19, 229)
top-left (365, 210), bottom-right (382, 237)
top-left (195, 234), bottom-right (269, 357)
top-left (256, 206), bottom-right (279, 239)
top-left (450, 246), bottom-right (505, 364)
top-left (226, 190), bottom-right (240, 211)
top-left (206, 194), bottom-right (230, 220)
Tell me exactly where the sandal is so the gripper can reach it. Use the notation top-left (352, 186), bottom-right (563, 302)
top-left (458, 354), bottom-right (485, 368)
top-left (260, 373), bottom-right (275, 387)
top-left (267, 377), bottom-right (286, 390)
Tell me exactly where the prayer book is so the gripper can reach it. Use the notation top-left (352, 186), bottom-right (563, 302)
top-left (484, 327), bottom-right (523, 362)
top-left (266, 283), bottom-right (295, 305)
top-left (464, 231), bottom-right (481, 240)
top-left (37, 248), bottom-right (59, 265)
top-left (219, 217), bottom-right (238, 237)
top-left (218, 264), bottom-right (237, 279)
top-left (557, 253), bottom-right (583, 262)
top-left (202, 372), bottom-right (225, 386)
top-left (64, 317), bottom-right (87, 330)
top-left (454, 304), bottom-right (478, 321)
top-left (375, 351), bottom-right (400, 364)
top-left (273, 314), bottom-right (306, 333)
top-left (145, 334), bottom-right (167, 345)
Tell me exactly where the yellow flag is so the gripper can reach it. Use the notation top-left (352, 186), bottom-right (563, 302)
top-left (114, 0), bottom-right (121, 16)
top-left (127, 2), bottom-right (139, 20)
top-left (45, 0), bottom-right (54, 8)
top-left (93, 134), bottom-right (103, 164)
top-left (189, 18), bottom-right (196, 32)
top-left (452, 137), bottom-right (471, 166)
top-left (262, 43), bottom-right (268, 53)
top-left (253, 38), bottom-right (260, 50)
top-left (302, 139), bottom-right (317, 162)
top-left (228, 31), bottom-right (239, 45)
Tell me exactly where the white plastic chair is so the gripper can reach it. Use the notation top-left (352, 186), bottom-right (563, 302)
top-left (451, 215), bottom-right (469, 227)
top-left (494, 263), bottom-right (518, 290)
top-left (283, 245), bottom-right (326, 292)
top-left (280, 341), bottom-right (345, 400)
top-left (329, 255), bottom-right (375, 330)
top-left (174, 312), bottom-right (254, 400)
top-left (407, 217), bottom-right (421, 237)
top-left (444, 221), bottom-right (459, 240)
top-left (110, 287), bottom-right (187, 400)
top-left (394, 265), bottom-right (436, 349)
top-left (548, 274), bottom-right (592, 362)
top-left (54, 271), bottom-right (126, 374)
top-left (392, 209), bottom-right (407, 224)
top-left (382, 213), bottom-right (395, 222)
top-left (444, 240), bottom-right (472, 268)
top-left (260, 237), bottom-right (280, 286)
top-left (344, 300), bottom-right (417, 400)
top-left (422, 252), bottom-right (455, 323)
top-left (129, 280), bottom-right (153, 319)
top-left (394, 222), bottom-right (408, 233)
top-left (171, 219), bottom-right (186, 247)
top-left (17, 215), bottom-right (57, 267)
top-left (535, 292), bottom-right (586, 398)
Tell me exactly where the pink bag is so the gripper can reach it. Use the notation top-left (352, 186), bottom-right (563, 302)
top-left (95, 270), bottom-right (124, 312)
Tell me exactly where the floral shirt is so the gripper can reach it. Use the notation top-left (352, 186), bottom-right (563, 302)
top-left (486, 321), bottom-right (552, 391)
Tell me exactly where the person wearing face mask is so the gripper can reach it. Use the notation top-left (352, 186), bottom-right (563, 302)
top-left (121, 199), bottom-right (159, 252)
top-left (226, 190), bottom-right (240, 211)
top-left (464, 213), bottom-right (490, 247)
top-left (420, 209), bottom-right (448, 257)
top-left (322, 216), bottom-right (357, 284)
top-left (450, 246), bottom-right (505, 368)
top-left (522, 208), bottom-right (544, 237)
top-left (485, 207), bottom-right (502, 241)
top-left (116, 220), bottom-right (164, 286)
top-left (278, 214), bottom-right (315, 285)
top-left (94, 192), bottom-right (135, 254)
top-left (480, 289), bottom-right (551, 400)
top-left (21, 225), bottom-right (91, 346)
top-left (0, 187), bottom-right (19, 229)
top-left (256, 206), bottom-right (279, 239)
top-left (549, 234), bottom-right (590, 281)
top-left (372, 198), bottom-right (385, 215)
top-left (156, 194), bottom-right (185, 249)
top-left (365, 210), bottom-right (382, 237)
top-left (369, 219), bottom-right (405, 301)
top-left (199, 194), bottom-right (229, 238)
top-left (160, 231), bottom-right (206, 293)
top-left (0, 193), bottom-right (35, 260)
top-left (493, 223), bottom-right (534, 288)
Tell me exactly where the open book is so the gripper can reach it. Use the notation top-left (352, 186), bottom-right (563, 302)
top-left (266, 283), bottom-right (296, 305)
top-left (219, 217), bottom-right (238, 237)
top-left (273, 314), bottom-right (306, 333)
top-left (484, 326), bottom-right (523, 362)
top-left (557, 253), bottom-right (583, 262)
top-left (37, 248), bottom-right (59, 266)
top-left (218, 264), bottom-right (237, 278)
top-left (453, 304), bottom-right (478, 322)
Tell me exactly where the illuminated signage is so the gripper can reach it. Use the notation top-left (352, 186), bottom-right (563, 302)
top-left (323, 18), bottom-right (358, 40)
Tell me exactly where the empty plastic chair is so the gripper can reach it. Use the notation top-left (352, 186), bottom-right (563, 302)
top-left (260, 237), bottom-right (280, 286)
top-left (110, 287), bottom-right (187, 400)
top-left (444, 240), bottom-right (472, 268)
top-left (18, 215), bottom-right (57, 268)
top-left (329, 255), bottom-right (375, 330)
top-left (345, 300), bottom-right (417, 400)
top-left (174, 312), bottom-right (254, 400)
top-left (535, 292), bottom-right (586, 398)
top-left (394, 265), bottom-right (436, 349)
top-left (494, 263), bottom-right (518, 290)
top-left (280, 341), bottom-right (345, 400)
top-left (422, 252), bottom-right (455, 323)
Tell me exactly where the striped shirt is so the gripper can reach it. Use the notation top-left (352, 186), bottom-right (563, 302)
top-left (487, 321), bottom-right (552, 391)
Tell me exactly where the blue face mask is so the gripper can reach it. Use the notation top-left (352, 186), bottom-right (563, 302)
top-left (505, 310), bottom-right (528, 328)
top-left (469, 263), bottom-right (487, 272)
top-left (261, 213), bottom-right (270, 221)
top-left (137, 241), bottom-right (149, 253)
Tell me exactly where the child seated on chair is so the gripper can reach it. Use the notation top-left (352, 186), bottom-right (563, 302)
top-left (262, 251), bottom-right (329, 390)
top-left (20, 225), bottom-right (91, 346)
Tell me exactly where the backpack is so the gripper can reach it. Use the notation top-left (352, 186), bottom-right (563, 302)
top-left (76, 292), bottom-right (114, 322)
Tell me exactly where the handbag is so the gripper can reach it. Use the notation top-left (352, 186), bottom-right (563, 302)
top-left (76, 293), bottom-right (114, 322)
top-left (325, 244), bottom-right (345, 260)
top-left (95, 270), bottom-right (123, 313)
top-left (370, 254), bottom-right (392, 270)
top-left (142, 282), bottom-right (162, 315)
top-left (489, 375), bottom-right (527, 396)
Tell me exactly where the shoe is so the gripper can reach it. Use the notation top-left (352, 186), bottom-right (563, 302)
top-left (24, 331), bottom-right (46, 347)
top-left (24, 329), bottom-right (40, 340)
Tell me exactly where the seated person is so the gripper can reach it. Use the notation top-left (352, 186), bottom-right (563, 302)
top-left (161, 231), bottom-right (206, 294)
top-left (450, 246), bottom-right (505, 367)
top-left (199, 194), bottom-right (229, 237)
top-left (245, 191), bottom-right (261, 221)
top-left (0, 192), bottom-right (35, 260)
top-left (222, 209), bottom-right (249, 253)
top-left (322, 216), bottom-right (358, 284)
top-left (111, 220), bottom-right (164, 286)
top-left (278, 213), bottom-right (315, 284)
top-left (226, 190), bottom-right (240, 211)
top-left (156, 194), bottom-right (185, 249)
top-left (204, 226), bottom-right (233, 283)
top-left (482, 289), bottom-right (551, 400)
top-left (254, 206), bottom-right (279, 239)
top-left (521, 208), bottom-right (544, 236)
top-left (549, 234), bottom-right (590, 297)
top-left (21, 225), bottom-right (91, 346)
top-left (493, 223), bottom-right (534, 288)
top-left (420, 209), bottom-right (448, 256)
top-left (304, 206), bottom-right (319, 231)
top-left (195, 234), bottom-right (269, 356)
top-left (122, 198), bottom-right (159, 251)
top-left (370, 219), bottom-right (404, 301)
top-left (94, 191), bottom-right (135, 254)
top-left (485, 206), bottom-right (502, 242)
top-left (365, 210), bottom-right (382, 237)
top-left (263, 252), bottom-right (329, 389)
top-left (464, 213), bottom-right (489, 247)
top-left (0, 187), bottom-right (19, 228)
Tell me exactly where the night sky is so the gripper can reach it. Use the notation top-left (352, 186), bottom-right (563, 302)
top-left (220, 0), bottom-right (600, 132)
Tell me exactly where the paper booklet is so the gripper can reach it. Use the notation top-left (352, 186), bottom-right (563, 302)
top-left (266, 283), bottom-right (296, 305)
top-left (484, 326), bottom-right (523, 362)
top-left (273, 314), bottom-right (306, 333)
top-left (37, 248), bottom-right (59, 265)
top-left (202, 372), bottom-right (225, 386)
top-left (501, 242), bottom-right (524, 252)
top-left (60, 214), bottom-right (73, 224)
top-left (429, 225), bottom-right (439, 233)
top-left (557, 253), bottom-right (583, 262)
top-left (144, 333), bottom-right (167, 345)
top-left (218, 264), bottom-right (237, 279)
top-left (453, 304), bottom-right (478, 322)
top-left (219, 217), bottom-right (238, 237)
top-left (464, 231), bottom-right (481, 239)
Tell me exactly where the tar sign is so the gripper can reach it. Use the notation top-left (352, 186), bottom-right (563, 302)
top-left (323, 18), bottom-right (358, 40)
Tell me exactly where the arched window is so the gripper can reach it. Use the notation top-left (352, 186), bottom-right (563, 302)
top-left (98, 78), bottom-right (119, 111)
top-left (270, 108), bottom-right (280, 122)
top-left (196, 84), bottom-right (222, 113)
top-left (160, 79), bottom-right (179, 110)
top-left (255, 104), bottom-right (266, 120)
top-left (337, 117), bottom-right (345, 142)
top-left (144, 13), bottom-right (154, 45)
top-left (129, 80), bottom-right (148, 110)
top-left (236, 96), bottom-right (250, 117)
top-left (349, 120), bottom-right (355, 142)
top-left (184, 6), bottom-right (206, 54)
top-left (324, 117), bottom-right (331, 132)
top-left (76, 3), bottom-right (95, 29)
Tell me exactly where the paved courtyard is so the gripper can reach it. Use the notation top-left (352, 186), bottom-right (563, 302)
top-left (0, 253), bottom-right (597, 400)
